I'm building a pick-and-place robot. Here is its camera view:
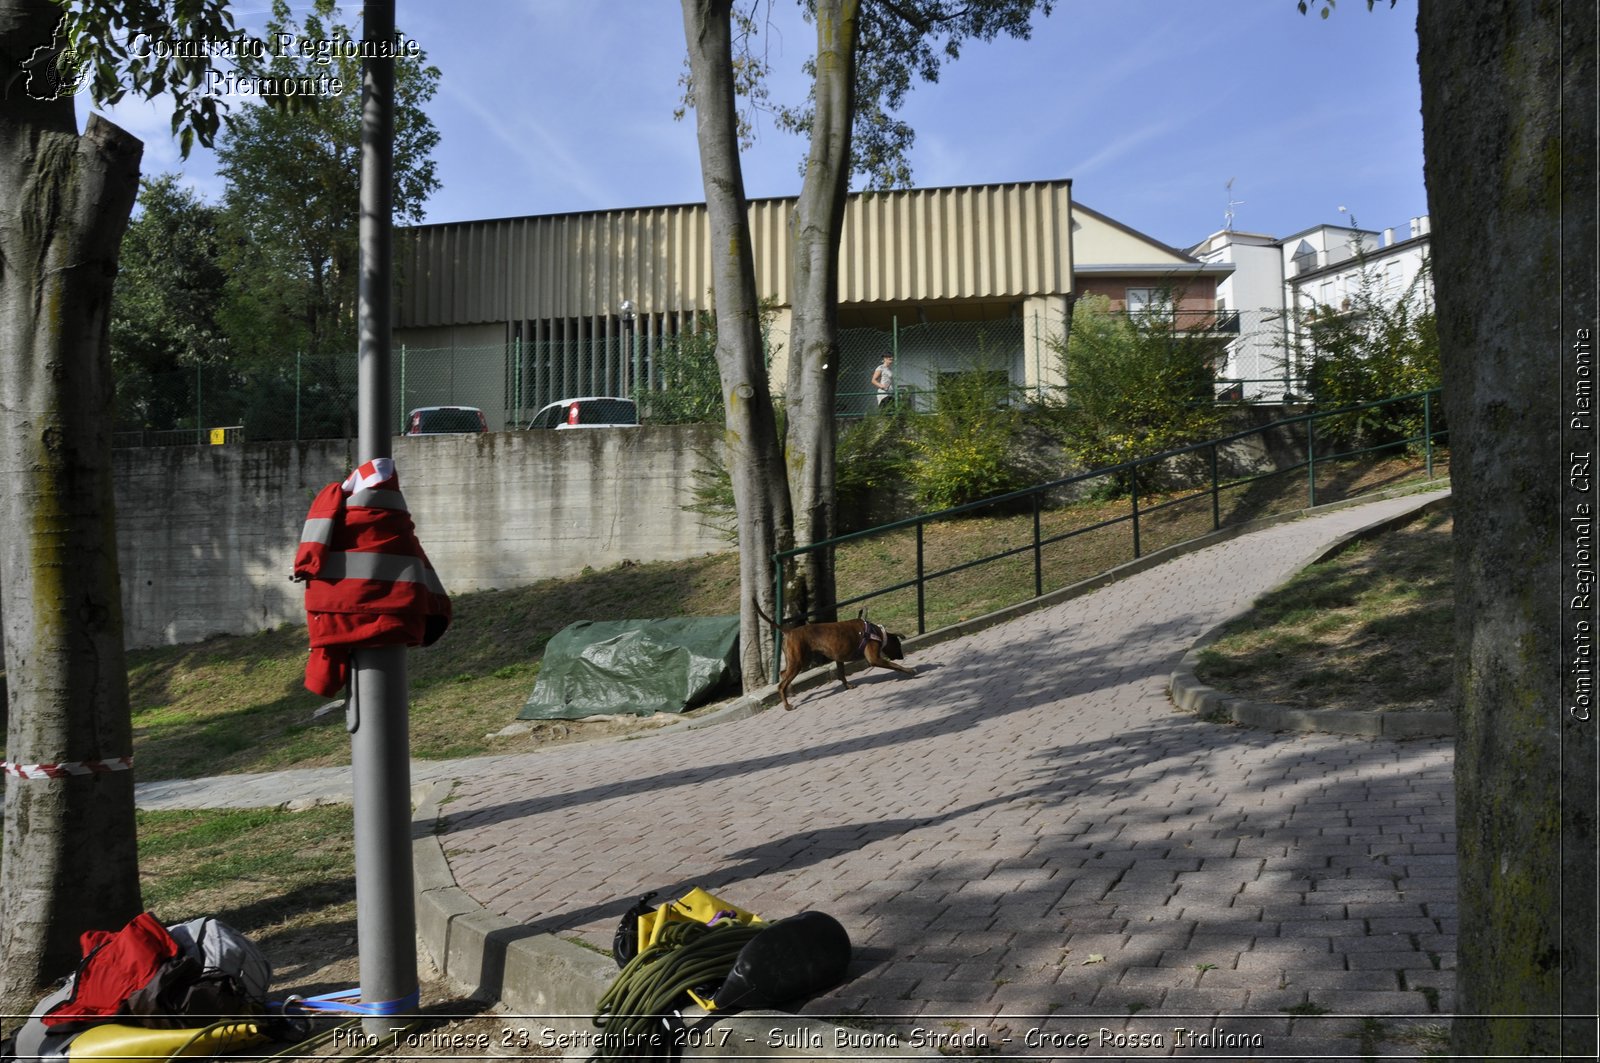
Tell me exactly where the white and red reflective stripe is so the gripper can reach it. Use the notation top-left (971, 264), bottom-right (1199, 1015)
top-left (295, 461), bottom-right (411, 575)
top-left (294, 457), bottom-right (450, 619)
top-left (346, 487), bottom-right (407, 511)
top-left (341, 457), bottom-right (396, 495)
top-left (2, 755), bottom-right (133, 780)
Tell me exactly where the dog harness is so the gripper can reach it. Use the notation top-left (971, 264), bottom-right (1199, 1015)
top-left (858, 620), bottom-right (887, 653)
top-left (293, 458), bottom-right (452, 696)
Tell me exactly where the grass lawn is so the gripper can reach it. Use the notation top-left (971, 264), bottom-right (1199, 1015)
top-left (0, 451), bottom-right (1449, 782)
top-left (1192, 504), bottom-right (1455, 713)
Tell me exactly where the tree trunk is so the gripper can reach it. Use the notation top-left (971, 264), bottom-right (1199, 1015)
top-left (1418, 0), bottom-right (1596, 1056)
top-left (0, 0), bottom-right (145, 1012)
top-left (682, 0), bottom-right (793, 688)
top-left (783, 0), bottom-right (859, 624)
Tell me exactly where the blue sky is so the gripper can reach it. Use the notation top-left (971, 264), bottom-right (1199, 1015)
top-left (95, 0), bottom-right (1427, 252)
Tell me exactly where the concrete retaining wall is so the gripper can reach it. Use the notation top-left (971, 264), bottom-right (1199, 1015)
top-left (110, 426), bottom-right (727, 649)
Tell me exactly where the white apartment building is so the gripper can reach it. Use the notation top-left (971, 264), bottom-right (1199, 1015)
top-left (1190, 215), bottom-right (1433, 400)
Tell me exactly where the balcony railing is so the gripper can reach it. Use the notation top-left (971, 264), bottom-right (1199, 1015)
top-left (1115, 308), bottom-right (1242, 334)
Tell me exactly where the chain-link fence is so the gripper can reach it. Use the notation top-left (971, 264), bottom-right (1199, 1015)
top-left (835, 317), bottom-right (1036, 417)
top-left (113, 352), bottom-right (361, 447)
top-left (1214, 308), bottom-right (1305, 401)
top-left (111, 309), bottom-right (1302, 446)
top-left (112, 332), bottom-right (692, 445)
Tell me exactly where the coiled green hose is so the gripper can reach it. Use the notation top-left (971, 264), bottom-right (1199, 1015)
top-left (589, 921), bottom-right (764, 1062)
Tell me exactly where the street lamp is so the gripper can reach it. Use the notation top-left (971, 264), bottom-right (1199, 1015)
top-left (620, 299), bottom-right (637, 395)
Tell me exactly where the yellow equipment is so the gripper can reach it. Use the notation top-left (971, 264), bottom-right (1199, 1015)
top-left (65, 1020), bottom-right (267, 1062)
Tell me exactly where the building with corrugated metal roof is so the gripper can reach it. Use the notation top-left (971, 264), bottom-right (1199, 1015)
top-left (394, 179), bottom-right (1231, 427)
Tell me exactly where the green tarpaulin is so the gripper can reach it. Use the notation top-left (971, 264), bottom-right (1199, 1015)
top-left (518, 616), bottom-right (742, 721)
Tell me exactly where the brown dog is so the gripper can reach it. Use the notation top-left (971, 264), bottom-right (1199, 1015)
top-left (754, 603), bottom-right (915, 710)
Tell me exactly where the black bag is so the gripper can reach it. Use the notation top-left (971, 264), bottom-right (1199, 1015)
top-left (610, 891), bottom-right (658, 968)
top-left (711, 911), bottom-right (851, 1012)
top-left (121, 954), bottom-right (266, 1028)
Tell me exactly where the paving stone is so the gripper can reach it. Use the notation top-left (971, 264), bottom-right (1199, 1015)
top-left (140, 491), bottom-right (1462, 1040)
top-left (1304, 989), bottom-right (1434, 1014)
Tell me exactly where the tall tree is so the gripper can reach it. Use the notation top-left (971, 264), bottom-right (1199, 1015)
top-left (0, 0), bottom-right (358, 1007)
top-left (679, 1), bottom-right (1052, 622)
top-left (110, 174), bottom-right (231, 433)
top-left (777, 0), bottom-right (1052, 621)
top-left (1414, 0), bottom-right (1596, 1056)
top-left (682, 0), bottom-right (794, 687)
top-left (0, 0), bottom-right (147, 1012)
top-left (218, 0), bottom-right (439, 366)
top-left (779, 0), bottom-right (857, 622)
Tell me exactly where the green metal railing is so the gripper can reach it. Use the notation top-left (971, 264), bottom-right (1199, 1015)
top-left (771, 389), bottom-right (1446, 678)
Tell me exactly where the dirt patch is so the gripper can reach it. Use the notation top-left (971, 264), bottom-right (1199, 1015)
top-left (213, 902), bottom-right (563, 1061)
top-left (485, 707), bottom-right (717, 749)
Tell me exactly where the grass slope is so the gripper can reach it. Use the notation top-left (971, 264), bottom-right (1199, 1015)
top-left (1193, 505), bottom-right (1455, 713)
top-left (0, 453), bottom-right (1448, 782)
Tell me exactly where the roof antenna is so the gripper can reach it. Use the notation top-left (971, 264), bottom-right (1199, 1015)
top-left (1225, 177), bottom-right (1243, 231)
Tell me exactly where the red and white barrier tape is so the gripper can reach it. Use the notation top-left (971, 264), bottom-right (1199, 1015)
top-left (1, 756), bottom-right (133, 780)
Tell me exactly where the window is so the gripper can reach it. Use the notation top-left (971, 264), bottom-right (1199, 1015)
top-left (1126, 287), bottom-right (1173, 322)
top-left (1291, 240), bottom-right (1318, 276)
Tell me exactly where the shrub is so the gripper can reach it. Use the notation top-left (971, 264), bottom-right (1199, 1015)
top-left (1301, 257), bottom-right (1441, 449)
top-left (835, 409), bottom-right (914, 531)
top-left (1048, 292), bottom-right (1227, 493)
top-left (904, 362), bottom-right (1039, 510)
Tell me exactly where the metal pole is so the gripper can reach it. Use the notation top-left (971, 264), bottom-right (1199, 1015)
top-left (1424, 391), bottom-right (1435, 479)
top-left (915, 520), bottom-right (925, 635)
top-left (1210, 443), bottom-right (1221, 531)
top-left (1031, 493), bottom-right (1042, 598)
top-left (630, 320), bottom-right (640, 397)
top-left (1130, 475), bottom-right (1142, 560)
top-left (1307, 418), bottom-right (1318, 508)
top-left (891, 315), bottom-right (900, 410)
top-left (513, 336), bottom-right (522, 421)
top-left (351, 0), bottom-right (416, 1038)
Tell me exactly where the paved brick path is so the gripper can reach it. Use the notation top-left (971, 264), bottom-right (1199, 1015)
top-left (434, 491), bottom-right (1456, 1058)
top-left (130, 490), bottom-right (1455, 1057)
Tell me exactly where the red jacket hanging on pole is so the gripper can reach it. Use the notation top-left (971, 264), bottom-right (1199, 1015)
top-left (293, 458), bottom-right (451, 696)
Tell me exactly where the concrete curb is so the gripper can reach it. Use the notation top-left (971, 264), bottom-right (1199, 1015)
top-left (1167, 488), bottom-right (1456, 740)
top-left (410, 782), bottom-right (940, 1060)
top-left (411, 780), bottom-right (617, 1017)
top-left (406, 482), bottom-right (1454, 1054)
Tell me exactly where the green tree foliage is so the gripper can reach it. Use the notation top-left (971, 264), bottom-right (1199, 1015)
top-left (638, 303), bottom-right (783, 425)
top-left (110, 175), bottom-right (230, 432)
top-left (62, 0), bottom-right (243, 157)
top-left (638, 317), bottom-right (725, 425)
top-left (217, 0), bottom-right (440, 365)
top-left (1300, 252), bottom-right (1441, 447)
top-left (1049, 293), bottom-right (1228, 492)
top-left (834, 409), bottom-right (912, 529)
top-left (774, 0), bottom-right (1055, 188)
